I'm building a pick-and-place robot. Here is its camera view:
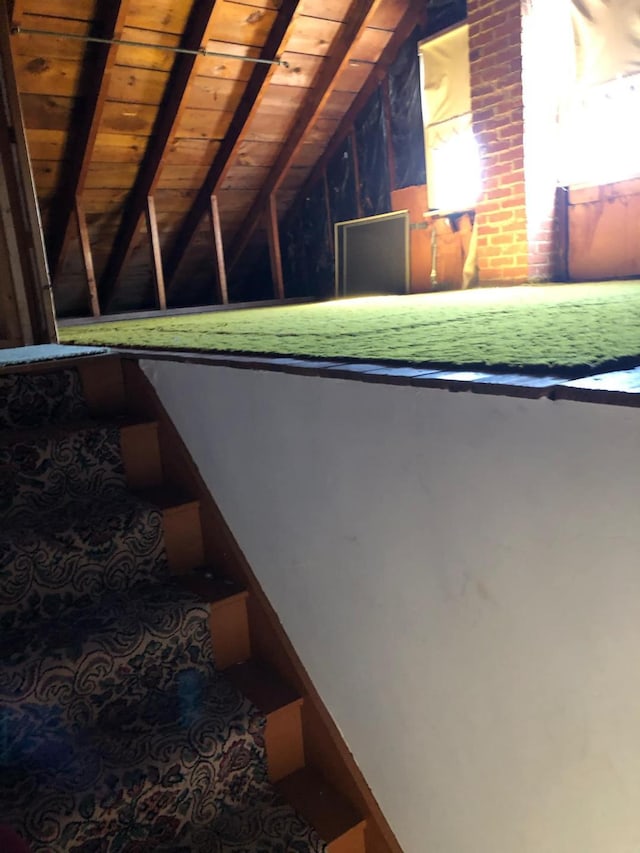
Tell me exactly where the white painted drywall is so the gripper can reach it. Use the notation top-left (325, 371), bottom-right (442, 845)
top-left (142, 359), bottom-right (640, 853)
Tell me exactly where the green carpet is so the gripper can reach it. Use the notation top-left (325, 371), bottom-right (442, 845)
top-left (60, 282), bottom-right (640, 377)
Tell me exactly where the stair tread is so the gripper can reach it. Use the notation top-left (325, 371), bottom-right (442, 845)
top-left (176, 570), bottom-right (247, 606)
top-left (0, 414), bottom-right (156, 444)
top-left (134, 483), bottom-right (199, 510)
top-left (277, 767), bottom-right (365, 843)
top-left (0, 580), bottom-right (214, 709)
top-left (225, 659), bottom-right (302, 715)
top-left (0, 493), bottom-right (168, 630)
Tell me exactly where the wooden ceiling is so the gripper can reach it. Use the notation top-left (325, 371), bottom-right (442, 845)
top-left (8, 0), bottom-right (427, 315)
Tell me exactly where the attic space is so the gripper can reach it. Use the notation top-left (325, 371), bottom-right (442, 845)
top-left (3, 0), bottom-right (640, 340)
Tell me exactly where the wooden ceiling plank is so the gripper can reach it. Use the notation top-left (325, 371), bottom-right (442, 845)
top-left (9, 1), bottom-right (28, 29)
top-left (46, 0), bottom-right (132, 282)
top-left (292, 0), bottom-right (426, 213)
top-left (98, 0), bottom-right (218, 310)
top-left (74, 196), bottom-right (100, 316)
top-left (163, 0), bottom-right (302, 294)
top-left (145, 195), bottom-right (167, 310)
top-left (209, 193), bottom-right (228, 304)
top-left (226, 0), bottom-right (391, 270)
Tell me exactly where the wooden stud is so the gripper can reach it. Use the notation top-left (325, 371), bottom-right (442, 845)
top-left (0, 8), bottom-right (56, 343)
top-left (163, 0), bottom-right (302, 295)
top-left (98, 0), bottom-right (218, 310)
top-left (381, 77), bottom-right (397, 192)
top-left (350, 130), bottom-right (363, 219)
top-left (0, 135), bottom-right (32, 343)
top-left (145, 196), bottom-right (167, 310)
top-left (225, 0), bottom-right (389, 271)
top-left (266, 194), bottom-right (284, 300)
top-left (209, 194), bottom-right (229, 305)
top-left (47, 1), bottom-right (131, 281)
top-left (74, 196), bottom-right (100, 316)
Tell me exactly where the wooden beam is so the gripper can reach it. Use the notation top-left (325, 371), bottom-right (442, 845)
top-left (47, 1), bottom-right (131, 282)
top-left (75, 197), bottom-right (100, 317)
top-left (209, 194), bottom-right (228, 305)
top-left (293, 0), bottom-right (426, 212)
top-left (266, 194), bottom-right (284, 300)
top-left (226, 0), bottom-right (389, 272)
top-left (145, 196), bottom-right (166, 310)
top-left (98, 0), bottom-right (218, 310)
top-left (163, 0), bottom-right (301, 295)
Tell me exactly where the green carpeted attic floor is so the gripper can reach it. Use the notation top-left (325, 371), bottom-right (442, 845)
top-left (60, 282), bottom-right (640, 378)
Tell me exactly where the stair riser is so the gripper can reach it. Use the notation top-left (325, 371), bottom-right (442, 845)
top-left (162, 502), bottom-right (205, 573)
top-left (265, 701), bottom-right (305, 783)
top-left (329, 823), bottom-right (367, 853)
top-left (120, 421), bottom-right (163, 490)
top-left (78, 357), bottom-right (125, 418)
top-left (209, 596), bottom-right (251, 669)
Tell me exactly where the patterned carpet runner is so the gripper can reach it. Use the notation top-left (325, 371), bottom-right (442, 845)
top-left (0, 365), bottom-right (325, 852)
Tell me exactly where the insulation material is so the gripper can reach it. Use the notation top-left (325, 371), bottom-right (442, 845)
top-left (388, 33), bottom-right (427, 190)
top-left (571, 0), bottom-right (640, 88)
top-left (419, 23), bottom-right (470, 125)
top-left (327, 137), bottom-right (358, 226)
top-left (557, 1), bottom-right (640, 186)
top-left (355, 88), bottom-right (391, 218)
top-left (419, 23), bottom-right (479, 213)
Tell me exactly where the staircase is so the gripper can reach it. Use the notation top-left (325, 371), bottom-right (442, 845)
top-left (0, 353), bottom-right (373, 853)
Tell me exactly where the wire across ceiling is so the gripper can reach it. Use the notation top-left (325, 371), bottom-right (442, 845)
top-left (11, 26), bottom-right (289, 67)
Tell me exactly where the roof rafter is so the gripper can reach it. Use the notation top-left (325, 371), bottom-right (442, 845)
top-left (98, 0), bottom-right (218, 310)
top-left (225, 0), bottom-right (389, 271)
top-left (163, 0), bottom-right (301, 296)
top-left (298, 0), bottom-right (427, 203)
top-left (44, 0), bottom-right (131, 283)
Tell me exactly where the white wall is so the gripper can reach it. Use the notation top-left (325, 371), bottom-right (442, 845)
top-left (143, 359), bottom-right (640, 853)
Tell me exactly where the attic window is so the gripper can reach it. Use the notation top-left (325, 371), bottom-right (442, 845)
top-left (556, 0), bottom-right (640, 187)
top-left (418, 23), bottom-right (481, 213)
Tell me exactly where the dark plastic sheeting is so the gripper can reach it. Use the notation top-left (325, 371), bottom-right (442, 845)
top-left (327, 137), bottom-right (358, 226)
top-left (424, 1), bottom-right (466, 38)
top-left (355, 87), bottom-right (390, 217)
top-left (388, 31), bottom-right (427, 190)
top-left (283, 180), bottom-right (333, 298)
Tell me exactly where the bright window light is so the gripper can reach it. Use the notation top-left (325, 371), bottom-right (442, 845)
top-left (428, 124), bottom-right (482, 212)
top-left (558, 73), bottom-right (640, 186)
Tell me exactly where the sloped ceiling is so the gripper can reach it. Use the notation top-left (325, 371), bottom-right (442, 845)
top-left (8, 0), bottom-right (430, 315)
